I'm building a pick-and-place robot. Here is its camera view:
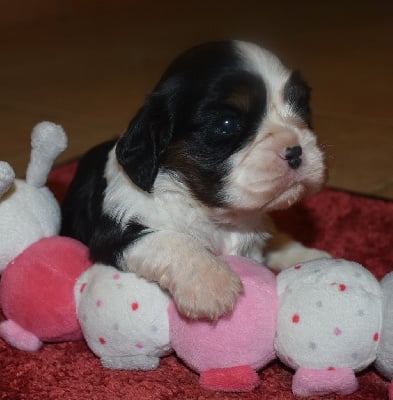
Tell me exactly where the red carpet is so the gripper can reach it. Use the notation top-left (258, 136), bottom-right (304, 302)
top-left (1, 161), bottom-right (393, 400)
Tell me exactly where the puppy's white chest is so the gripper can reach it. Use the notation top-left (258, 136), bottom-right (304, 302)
top-left (150, 189), bottom-right (267, 261)
top-left (215, 229), bottom-right (267, 262)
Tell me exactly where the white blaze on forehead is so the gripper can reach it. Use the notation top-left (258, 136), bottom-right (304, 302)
top-left (234, 41), bottom-right (302, 123)
top-left (234, 41), bottom-right (291, 103)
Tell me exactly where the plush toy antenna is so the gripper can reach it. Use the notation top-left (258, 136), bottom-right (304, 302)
top-left (26, 121), bottom-right (68, 188)
top-left (0, 161), bottom-right (15, 198)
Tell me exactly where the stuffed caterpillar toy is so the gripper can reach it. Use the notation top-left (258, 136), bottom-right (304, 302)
top-left (4, 253), bottom-right (392, 397)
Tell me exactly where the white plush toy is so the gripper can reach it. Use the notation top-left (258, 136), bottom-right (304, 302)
top-left (274, 258), bottom-right (384, 396)
top-left (0, 122), bottom-right (67, 273)
top-left (74, 263), bottom-right (172, 370)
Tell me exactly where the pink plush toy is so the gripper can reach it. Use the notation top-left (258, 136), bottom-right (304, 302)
top-left (0, 236), bottom-right (92, 350)
top-left (168, 256), bottom-right (278, 392)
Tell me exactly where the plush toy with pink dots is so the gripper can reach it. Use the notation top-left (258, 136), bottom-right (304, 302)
top-left (74, 263), bottom-right (172, 370)
top-left (274, 257), bottom-right (383, 396)
top-left (1, 122), bottom-right (393, 398)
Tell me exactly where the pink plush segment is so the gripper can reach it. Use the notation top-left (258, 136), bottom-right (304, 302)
top-left (292, 367), bottom-right (359, 397)
top-left (389, 381), bottom-right (393, 400)
top-left (0, 320), bottom-right (43, 351)
top-left (220, 255), bottom-right (277, 288)
top-left (0, 236), bottom-right (91, 342)
top-left (200, 365), bottom-right (259, 392)
top-left (169, 256), bottom-right (278, 373)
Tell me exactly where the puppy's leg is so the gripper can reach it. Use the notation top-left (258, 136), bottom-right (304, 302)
top-left (122, 231), bottom-right (243, 320)
top-left (265, 232), bottom-right (331, 271)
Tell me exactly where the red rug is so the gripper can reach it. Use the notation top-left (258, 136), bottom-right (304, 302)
top-left (1, 161), bottom-right (393, 400)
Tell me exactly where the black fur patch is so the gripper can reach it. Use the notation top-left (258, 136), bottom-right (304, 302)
top-left (89, 216), bottom-right (150, 267)
top-left (115, 93), bottom-right (174, 192)
top-left (61, 139), bottom-right (116, 244)
top-left (61, 139), bottom-right (150, 269)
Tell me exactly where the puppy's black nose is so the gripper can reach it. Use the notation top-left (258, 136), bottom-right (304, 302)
top-left (285, 146), bottom-right (302, 169)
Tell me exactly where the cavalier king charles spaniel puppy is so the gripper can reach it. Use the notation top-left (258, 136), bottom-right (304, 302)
top-left (61, 40), bottom-right (328, 320)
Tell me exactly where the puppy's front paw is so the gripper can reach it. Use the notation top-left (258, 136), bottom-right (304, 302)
top-left (172, 259), bottom-right (243, 320)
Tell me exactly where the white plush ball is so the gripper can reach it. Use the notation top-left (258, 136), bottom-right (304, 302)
top-left (275, 258), bottom-right (383, 372)
top-left (75, 263), bottom-right (172, 370)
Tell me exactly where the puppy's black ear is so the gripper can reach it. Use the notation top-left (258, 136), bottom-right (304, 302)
top-left (116, 93), bottom-right (173, 192)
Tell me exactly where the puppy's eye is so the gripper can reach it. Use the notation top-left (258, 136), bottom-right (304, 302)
top-left (215, 117), bottom-right (241, 135)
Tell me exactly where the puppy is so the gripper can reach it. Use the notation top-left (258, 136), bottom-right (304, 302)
top-left (61, 40), bottom-right (327, 320)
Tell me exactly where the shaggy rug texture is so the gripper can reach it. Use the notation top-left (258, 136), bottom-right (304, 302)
top-left (1, 161), bottom-right (393, 400)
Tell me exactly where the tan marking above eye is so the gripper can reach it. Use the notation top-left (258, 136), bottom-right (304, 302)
top-left (225, 92), bottom-right (252, 111)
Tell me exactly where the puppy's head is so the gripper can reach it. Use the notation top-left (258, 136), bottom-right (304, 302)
top-left (116, 40), bottom-right (326, 215)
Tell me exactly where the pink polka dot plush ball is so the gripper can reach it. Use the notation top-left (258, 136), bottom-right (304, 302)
top-left (75, 263), bottom-right (172, 371)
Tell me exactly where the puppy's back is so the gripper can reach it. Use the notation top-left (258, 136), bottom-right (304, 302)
top-left (61, 139), bottom-right (116, 244)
